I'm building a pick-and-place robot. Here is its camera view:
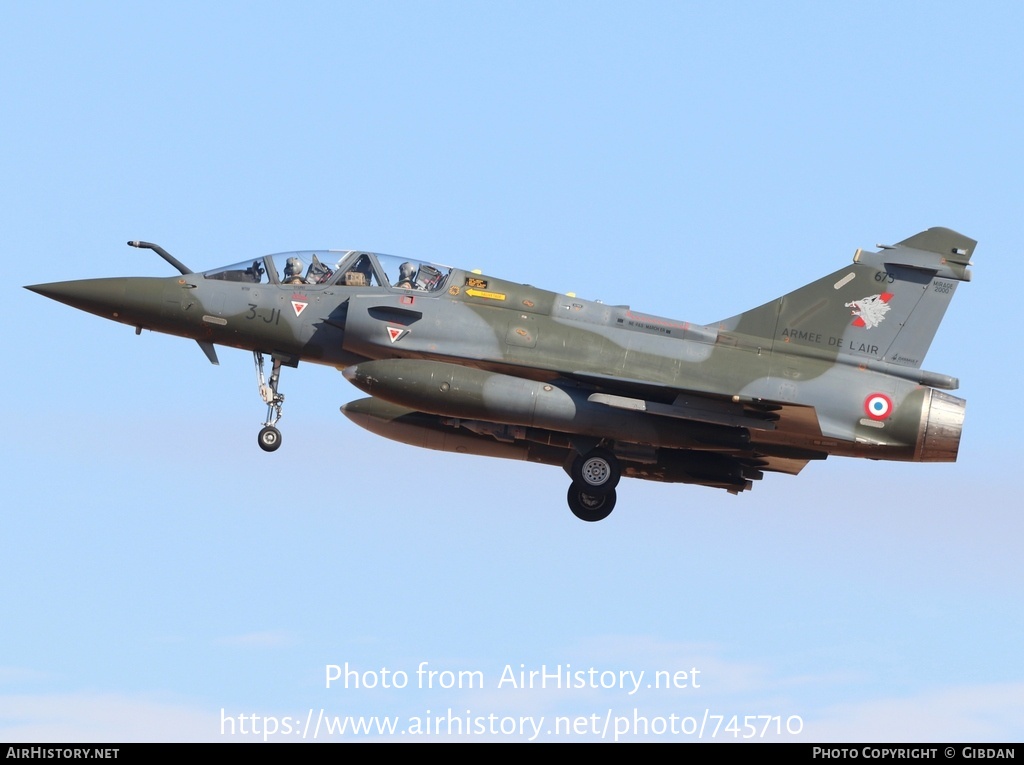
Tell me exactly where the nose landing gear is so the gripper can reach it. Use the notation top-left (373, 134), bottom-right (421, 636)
top-left (254, 351), bottom-right (284, 452)
top-left (258, 424), bottom-right (282, 451)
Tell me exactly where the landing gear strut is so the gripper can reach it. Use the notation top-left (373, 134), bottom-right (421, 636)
top-left (567, 447), bottom-right (621, 521)
top-left (254, 351), bottom-right (284, 452)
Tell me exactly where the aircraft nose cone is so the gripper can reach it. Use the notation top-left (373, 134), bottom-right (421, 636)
top-left (25, 278), bottom-right (128, 318)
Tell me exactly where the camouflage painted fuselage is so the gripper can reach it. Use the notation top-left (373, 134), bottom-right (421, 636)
top-left (27, 227), bottom-right (972, 504)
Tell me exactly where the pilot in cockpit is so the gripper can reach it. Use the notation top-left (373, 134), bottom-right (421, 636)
top-left (283, 257), bottom-right (306, 285)
top-left (396, 261), bottom-right (417, 289)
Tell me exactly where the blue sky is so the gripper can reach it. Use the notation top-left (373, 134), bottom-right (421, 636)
top-left (2, 1), bottom-right (1021, 742)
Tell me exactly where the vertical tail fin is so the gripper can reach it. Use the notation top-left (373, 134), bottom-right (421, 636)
top-left (718, 227), bottom-right (976, 369)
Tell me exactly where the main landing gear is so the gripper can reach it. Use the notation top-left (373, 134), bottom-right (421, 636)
top-left (567, 447), bottom-right (621, 522)
top-left (254, 351), bottom-right (284, 452)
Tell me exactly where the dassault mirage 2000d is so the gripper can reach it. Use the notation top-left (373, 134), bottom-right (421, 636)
top-left (27, 228), bottom-right (973, 521)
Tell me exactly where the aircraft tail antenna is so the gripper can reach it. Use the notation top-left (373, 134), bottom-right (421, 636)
top-left (127, 240), bottom-right (193, 275)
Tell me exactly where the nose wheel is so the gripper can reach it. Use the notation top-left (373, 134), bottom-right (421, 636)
top-left (254, 351), bottom-right (285, 452)
top-left (258, 425), bottom-right (282, 452)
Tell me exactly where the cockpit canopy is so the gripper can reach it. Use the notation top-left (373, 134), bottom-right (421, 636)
top-left (373, 253), bottom-right (449, 291)
top-left (203, 251), bottom-right (452, 292)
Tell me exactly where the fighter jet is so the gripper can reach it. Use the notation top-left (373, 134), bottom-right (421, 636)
top-left (26, 228), bottom-right (973, 521)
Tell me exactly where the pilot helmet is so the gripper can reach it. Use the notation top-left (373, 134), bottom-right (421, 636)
top-left (284, 257), bottom-right (303, 280)
top-left (399, 262), bottom-right (416, 281)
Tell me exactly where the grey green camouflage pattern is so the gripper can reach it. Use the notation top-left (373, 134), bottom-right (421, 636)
top-left (26, 227), bottom-right (973, 521)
